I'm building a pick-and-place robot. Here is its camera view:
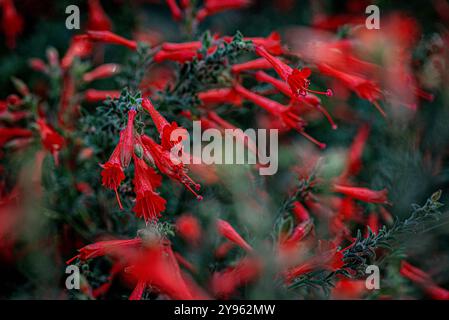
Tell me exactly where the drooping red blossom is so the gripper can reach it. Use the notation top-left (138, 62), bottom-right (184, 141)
top-left (198, 88), bottom-right (242, 107)
top-left (176, 214), bottom-right (202, 244)
top-left (84, 89), bottom-right (121, 102)
top-left (36, 118), bottom-right (65, 165)
top-left (66, 238), bottom-right (142, 264)
top-left (132, 155), bottom-right (166, 222)
top-left (333, 184), bottom-right (389, 204)
top-left (1, 0), bottom-right (23, 49)
top-left (153, 49), bottom-right (198, 63)
top-left (166, 0), bottom-right (183, 21)
top-left (339, 125), bottom-right (370, 182)
top-left (234, 83), bottom-right (326, 149)
top-left (100, 140), bottom-right (125, 209)
top-left (61, 35), bottom-right (93, 70)
top-left (255, 45), bottom-right (333, 98)
top-left (254, 70), bottom-right (337, 129)
top-left (318, 63), bottom-right (386, 117)
top-left (400, 261), bottom-right (449, 300)
top-left (87, 30), bottom-right (137, 50)
top-left (0, 127), bottom-right (32, 147)
top-left (196, 0), bottom-right (252, 21)
top-left (129, 241), bottom-right (194, 299)
top-left (83, 64), bottom-right (121, 82)
top-left (141, 98), bottom-right (187, 151)
top-left (216, 219), bottom-right (253, 252)
top-left (87, 0), bottom-right (112, 31)
top-left (285, 241), bottom-right (344, 283)
top-left (292, 201), bottom-right (310, 222)
top-left (210, 257), bottom-right (262, 298)
top-left (120, 109), bottom-right (137, 168)
top-left (141, 135), bottom-right (202, 200)
top-left (231, 58), bottom-right (273, 74)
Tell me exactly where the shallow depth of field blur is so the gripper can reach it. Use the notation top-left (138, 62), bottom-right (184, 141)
top-left (1, 0), bottom-right (449, 300)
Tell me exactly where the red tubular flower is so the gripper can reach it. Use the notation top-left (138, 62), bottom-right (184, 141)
top-left (119, 109), bottom-right (137, 168)
top-left (285, 241), bottom-right (344, 283)
top-left (198, 88), bottom-right (242, 107)
top-left (176, 214), bottom-right (202, 244)
top-left (216, 219), bottom-right (253, 252)
top-left (162, 41), bottom-right (202, 52)
top-left (66, 238), bottom-right (142, 264)
top-left (400, 261), bottom-right (449, 300)
top-left (279, 219), bottom-right (313, 250)
top-left (61, 35), bottom-right (93, 70)
top-left (338, 125), bottom-right (370, 183)
top-left (211, 257), bottom-right (261, 298)
top-left (132, 156), bottom-right (166, 222)
top-left (141, 135), bottom-right (202, 200)
top-left (246, 32), bottom-right (283, 55)
top-left (141, 98), bottom-right (187, 151)
top-left (130, 242), bottom-right (194, 300)
top-left (331, 278), bottom-right (366, 299)
top-left (100, 141), bottom-right (125, 209)
top-left (255, 70), bottom-right (337, 129)
top-left (0, 127), bottom-right (32, 147)
top-left (83, 64), bottom-right (121, 82)
top-left (318, 63), bottom-right (386, 117)
top-left (84, 89), bottom-right (120, 102)
top-left (1, 0), bottom-right (23, 49)
top-left (87, 0), bottom-right (112, 31)
top-left (129, 280), bottom-right (146, 301)
top-left (196, 0), bottom-right (252, 22)
top-left (231, 58), bottom-right (273, 74)
top-left (333, 184), bottom-right (389, 204)
top-left (255, 45), bottom-right (333, 98)
top-left (166, 0), bottom-right (183, 21)
top-left (153, 49), bottom-right (198, 63)
top-left (36, 118), bottom-right (65, 165)
top-left (234, 83), bottom-right (326, 149)
top-left (87, 30), bottom-right (137, 50)
top-left (292, 201), bottom-right (310, 222)
top-left (29, 58), bottom-right (48, 73)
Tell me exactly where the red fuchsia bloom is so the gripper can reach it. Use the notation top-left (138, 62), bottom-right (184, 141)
top-left (141, 98), bottom-right (187, 151)
top-left (198, 88), bottom-right (242, 107)
top-left (210, 257), bottom-right (262, 298)
top-left (231, 58), bottom-right (273, 74)
top-left (83, 64), bottom-right (121, 82)
top-left (66, 238), bottom-right (142, 264)
top-left (255, 45), bottom-right (333, 98)
top-left (36, 118), bottom-right (65, 165)
top-left (87, 30), bottom-right (137, 50)
top-left (216, 219), bottom-right (253, 252)
top-left (339, 125), bottom-right (370, 182)
top-left (400, 261), bottom-right (449, 300)
top-left (196, 0), bottom-right (252, 22)
top-left (132, 155), bottom-right (166, 222)
top-left (292, 201), bottom-right (310, 222)
top-left (0, 127), bottom-right (32, 147)
top-left (141, 135), bottom-right (203, 200)
top-left (254, 70), bottom-right (337, 129)
top-left (166, 0), bottom-right (183, 21)
top-left (1, 0), bottom-right (23, 49)
top-left (120, 109), bottom-right (137, 168)
top-left (284, 241), bottom-right (344, 283)
top-left (333, 184), bottom-right (389, 205)
top-left (153, 49), bottom-right (198, 64)
top-left (87, 0), bottom-right (112, 31)
top-left (100, 141), bottom-right (125, 209)
top-left (84, 89), bottom-right (120, 102)
top-left (318, 63), bottom-right (386, 117)
top-left (234, 83), bottom-right (326, 149)
top-left (61, 35), bottom-right (93, 70)
top-left (176, 214), bottom-right (202, 245)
